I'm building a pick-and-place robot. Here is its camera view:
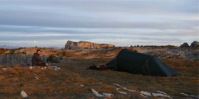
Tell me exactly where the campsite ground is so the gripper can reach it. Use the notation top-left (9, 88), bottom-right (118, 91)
top-left (0, 58), bottom-right (198, 98)
top-left (0, 47), bottom-right (198, 99)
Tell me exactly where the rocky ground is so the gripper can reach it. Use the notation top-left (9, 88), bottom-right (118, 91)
top-left (0, 58), bottom-right (198, 99)
top-left (0, 47), bottom-right (198, 65)
top-left (0, 47), bottom-right (198, 99)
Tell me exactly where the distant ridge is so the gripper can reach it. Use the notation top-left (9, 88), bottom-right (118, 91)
top-left (0, 45), bottom-right (19, 49)
top-left (0, 45), bottom-right (62, 49)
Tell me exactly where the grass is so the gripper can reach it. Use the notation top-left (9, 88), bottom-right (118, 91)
top-left (0, 58), bottom-right (198, 99)
top-left (0, 48), bottom-right (10, 54)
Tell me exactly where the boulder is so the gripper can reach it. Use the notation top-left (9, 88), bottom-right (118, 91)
top-left (191, 41), bottom-right (199, 48)
top-left (180, 42), bottom-right (189, 48)
top-left (65, 40), bottom-right (115, 49)
top-left (0, 48), bottom-right (64, 65)
top-left (65, 40), bottom-right (78, 49)
top-left (78, 41), bottom-right (93, 48)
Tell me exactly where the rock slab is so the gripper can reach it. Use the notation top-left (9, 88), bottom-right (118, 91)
top-left (65, 40), bottom-right (115, 49)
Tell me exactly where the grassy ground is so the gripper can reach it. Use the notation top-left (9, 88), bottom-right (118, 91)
top-left (0, 48), bottom-right (10, 54)
top-left (0, 58), bottom-right (198, 99)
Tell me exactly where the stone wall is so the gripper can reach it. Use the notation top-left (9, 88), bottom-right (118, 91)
top-left (0, 48), bottom-right (62, 65)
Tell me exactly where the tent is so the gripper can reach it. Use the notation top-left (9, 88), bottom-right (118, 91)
top-left (106, 49), bottom-right (178, 77)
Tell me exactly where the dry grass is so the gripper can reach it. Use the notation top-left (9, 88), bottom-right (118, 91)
top-left (0, 58), bottom-right (198, 99)
top-left (0, 48), bottom-right (10, 54)
top-left (62, 51), bottom-right (83, 59)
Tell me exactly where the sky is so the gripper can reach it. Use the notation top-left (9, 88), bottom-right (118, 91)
top-left (0, 0), bottom-right (198, 48)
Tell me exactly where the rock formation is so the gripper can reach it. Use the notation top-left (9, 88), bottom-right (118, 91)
top-left (0, 48), bottom-right (63, 65)
top-left (180, 42), bottom-right (189, 48)
top-left (191, 41), bottom-right (199, 48)
top-left (65, 40), bottom-right (115, 49)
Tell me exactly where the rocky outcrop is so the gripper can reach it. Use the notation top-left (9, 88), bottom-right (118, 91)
top-left (65, 40), bottom-right (115, 49)
top-left (180, 42), bottom-right (189, 48)
top-left (191, 41), bottom-right (199, 48)
top-left (0, 48), bottom-right (64, 65)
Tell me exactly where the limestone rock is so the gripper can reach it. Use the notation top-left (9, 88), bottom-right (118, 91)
top-left (65, 40), bottom-right (115, 49)
top-left (180, 42), bottom-right (189, 48)
top-left (191, 41), bottom-right (199, 48)
top-left (65, 40), bottom-right (78, 49)
top-left (78, 41), bottom-right (93, 48)
top-left (0, 48), bottom-right (63, 65)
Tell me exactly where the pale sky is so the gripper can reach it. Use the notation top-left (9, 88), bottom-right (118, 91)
top-left (0, 0), bottom-right (198, 47)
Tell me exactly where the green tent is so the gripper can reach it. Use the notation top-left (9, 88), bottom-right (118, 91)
top-left (106, 49), bottom-right (178, 77)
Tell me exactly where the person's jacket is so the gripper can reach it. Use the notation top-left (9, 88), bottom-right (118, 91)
top-left (32, 53), bottom-right (46, 66)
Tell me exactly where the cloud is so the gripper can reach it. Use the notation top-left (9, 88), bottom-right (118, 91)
top-left (0, 0), bottom-right (198, 28)
top-left (0, 0), bottom-right (198, 47)
top-left (0, 25), bottom-right (197, 47)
